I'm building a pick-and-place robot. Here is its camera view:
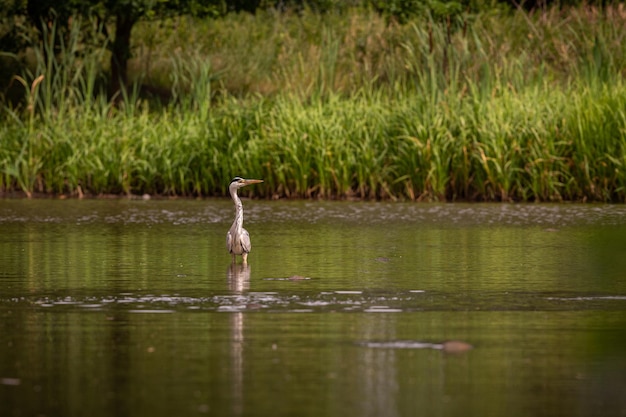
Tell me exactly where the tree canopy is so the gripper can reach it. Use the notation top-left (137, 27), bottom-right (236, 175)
top-left (0, 0), bottom-right (611, 103)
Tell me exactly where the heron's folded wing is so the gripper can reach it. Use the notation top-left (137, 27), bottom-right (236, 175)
top-left (241, 229), bottom-right (251, 253)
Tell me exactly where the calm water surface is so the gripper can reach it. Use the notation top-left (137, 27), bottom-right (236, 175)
top-left (1, 199), bottom-right (626, 417)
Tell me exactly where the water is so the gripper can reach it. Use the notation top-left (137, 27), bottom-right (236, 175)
top-left (1, 199), bottom-right (625, 417)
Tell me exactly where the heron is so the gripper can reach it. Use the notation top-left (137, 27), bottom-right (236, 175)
top-left (226, 177), bottom-right (263, 264)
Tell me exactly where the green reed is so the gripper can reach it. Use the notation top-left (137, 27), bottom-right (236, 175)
top-left (2, 83), bottom-right (625, 201)
top-left (1, 6), bottom-right (625, 201)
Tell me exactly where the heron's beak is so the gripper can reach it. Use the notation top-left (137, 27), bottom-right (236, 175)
top-left (243, 179), bottom-right (263, 185)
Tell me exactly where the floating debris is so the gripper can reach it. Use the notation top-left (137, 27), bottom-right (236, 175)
top-left (546, 295), bottom-right (626, 301)
top-left (360, 340), bottom-right (473, 353)
top-left (288, 275), bottom-right (310, 281)
top-left (439, 340), bottom-right (474, 353)
top-left (1, 378), bottom-right (21, 386)
top-left (127, 309), bottom-right (175, 314)
top-left (263, 276), bottom-right (312, 281)
top-left (363, 306), bottom-right (403, 313)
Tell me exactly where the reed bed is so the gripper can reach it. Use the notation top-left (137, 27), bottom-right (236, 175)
top-left (1, 5), bottom-right (625, 201)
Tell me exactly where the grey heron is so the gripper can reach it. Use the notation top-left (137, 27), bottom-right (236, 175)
top-left (226, 177), bottom-right (263, 264)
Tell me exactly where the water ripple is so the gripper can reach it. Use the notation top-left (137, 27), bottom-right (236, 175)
top-left (4, 290), bottom-right (626, 314)
top-left (1, 200), bottom-right (626, 227)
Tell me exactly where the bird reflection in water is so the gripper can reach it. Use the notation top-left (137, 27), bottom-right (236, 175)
top-left (226, 263), bottom-right (249, 416)
top-left (227, 263), bottom-right (251, 293)
top-left (230, 310), bottom-right (244, 416)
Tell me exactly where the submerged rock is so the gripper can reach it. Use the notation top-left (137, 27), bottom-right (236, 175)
top-left (439, 340), bottom-right (473, 353)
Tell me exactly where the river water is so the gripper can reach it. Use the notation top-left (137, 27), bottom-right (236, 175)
top-left (1, 199), bottom-right (625, 417)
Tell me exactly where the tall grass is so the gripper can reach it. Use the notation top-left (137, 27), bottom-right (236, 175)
top-left (1, 5), bottom-right (625, 201)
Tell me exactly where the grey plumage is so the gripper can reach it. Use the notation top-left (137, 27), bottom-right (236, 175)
top-left (226, 177), bottom-right (263, 263)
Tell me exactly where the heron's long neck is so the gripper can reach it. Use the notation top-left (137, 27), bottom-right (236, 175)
top-left (230, 188), bottom-right (244, 233)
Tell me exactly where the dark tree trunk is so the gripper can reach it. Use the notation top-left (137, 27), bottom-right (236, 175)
top-left (109, 12), bottom-right (136, 99)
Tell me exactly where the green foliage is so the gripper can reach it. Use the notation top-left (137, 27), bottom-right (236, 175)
top-left (371, 0), bottom-right (465, 24)
top-left (1, 5), bottom-right (625, 201)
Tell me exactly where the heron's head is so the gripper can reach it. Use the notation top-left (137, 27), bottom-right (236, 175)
top-left (229, 177), bottom-right (264, 190)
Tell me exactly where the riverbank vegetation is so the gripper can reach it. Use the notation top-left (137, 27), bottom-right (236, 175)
top-left (1, 4), bottom-right (625, 201)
